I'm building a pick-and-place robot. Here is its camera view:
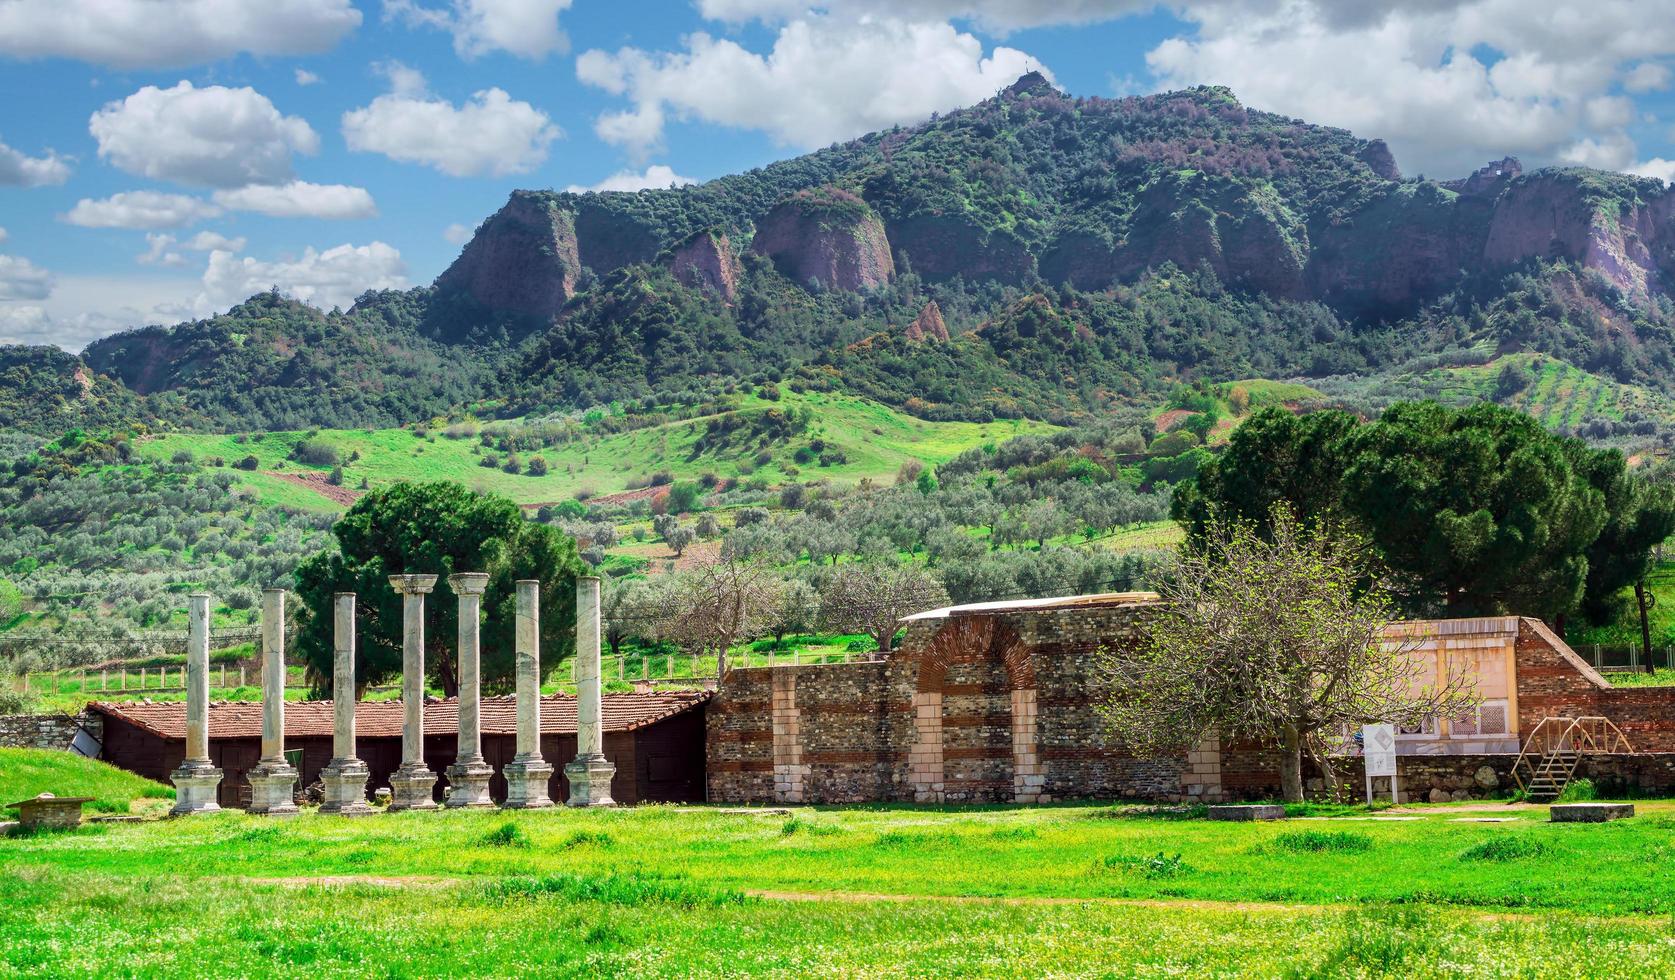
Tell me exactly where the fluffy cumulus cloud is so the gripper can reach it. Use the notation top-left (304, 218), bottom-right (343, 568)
top-left (1147, 0), bottom-right (1675, 178)
top-left (385, 0), bottom-right (572, 60)
top-left (62, 191), bottom-right (223, 230)
top-left (212, 181), bottom-right (378, 219)
top-left (342, 65), bottom-right (559, 177)
top-left (89, 82), bottom-right (319, 188)
top-left (0, 135), bottom-right (71, 187)
top-left (443, 223), bottom-right (475, 245)
top-left (201, 242), bottom-right (407, 310)
top-left (295, 68), bottom-right (322, 86)
top-left (566, 165), bottom-right (697, 194)
top-left (577, 16), bottom-right (1048, 154)
top-left (0, 254), bottom-right (55, 301)
top-left (0, 0), bottom-right (360, 69)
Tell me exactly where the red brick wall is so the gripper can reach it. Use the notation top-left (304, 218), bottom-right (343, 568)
top-left (1515, 618), bottom-right (1675, 751)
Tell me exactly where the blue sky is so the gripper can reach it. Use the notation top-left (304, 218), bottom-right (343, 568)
top-left (2, 0), bottom-right (1673, 351)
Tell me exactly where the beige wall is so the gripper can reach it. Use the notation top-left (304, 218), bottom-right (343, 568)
top-left (1382, 616), bottom-right (1520, 755)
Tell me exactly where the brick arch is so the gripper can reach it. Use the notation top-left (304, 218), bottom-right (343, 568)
top-left (909, 615), bottom-right (1039, 803)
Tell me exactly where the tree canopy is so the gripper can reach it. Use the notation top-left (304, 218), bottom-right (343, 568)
top-left (293, 481), bottom-right (586, 696)
top-left (1175, 402), bottom-right (1673, 622)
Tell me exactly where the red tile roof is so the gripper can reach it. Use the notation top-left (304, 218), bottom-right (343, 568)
top-left (89, 691), bottom-right (711, 742)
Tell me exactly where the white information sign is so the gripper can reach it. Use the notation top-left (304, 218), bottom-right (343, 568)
top-left (1361, 723), bottom-right (1398, 805)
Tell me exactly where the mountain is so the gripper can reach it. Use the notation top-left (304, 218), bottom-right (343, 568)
top-left (13, 73), bottom-right (1675, 433)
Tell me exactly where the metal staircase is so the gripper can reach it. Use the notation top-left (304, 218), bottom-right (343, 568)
top-left (1511, 716), bottom-right (1633, 801)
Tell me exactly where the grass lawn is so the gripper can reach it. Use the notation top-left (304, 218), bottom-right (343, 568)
top-left (0, 748), bottom-right (173, 817)
top-left (2, 776), bottom-right (1673, 975)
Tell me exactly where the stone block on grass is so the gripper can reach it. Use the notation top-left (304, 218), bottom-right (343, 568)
top-left (1207, 804), bottom-right (1286, 821)
top-left (1549, 803), bottom-right (1634, 823)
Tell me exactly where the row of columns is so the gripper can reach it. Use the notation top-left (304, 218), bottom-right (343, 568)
top-left (170, 575), bottom-right (614, 816)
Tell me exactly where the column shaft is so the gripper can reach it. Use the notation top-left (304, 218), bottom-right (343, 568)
top-left (333, 593), bottom-right (356, 760)
top-left (186, 593), bottom-right (211, 763)
top-left (402, 589), bottom-right (426, 765)
top-left (445, 573), bottom-right (494, 808)
top-left (260, 589), bottom-right (285, 763)
top-left (576, 576), bottom-right (602, 759)
top-left (515, 580), bottom-right (540, 759)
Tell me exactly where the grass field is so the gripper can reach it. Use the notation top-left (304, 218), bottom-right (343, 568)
top-left (128, 392), bottom-right (1057, 512)
top-left (0, 748), bottom-right (172, 817)
top-left (1, 754), bottom-right (1672, 976)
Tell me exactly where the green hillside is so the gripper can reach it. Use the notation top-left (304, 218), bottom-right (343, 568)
top-left (130, 390), bottom-right (1057, 511)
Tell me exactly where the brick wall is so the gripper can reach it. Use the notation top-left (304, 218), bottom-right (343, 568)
top-left (0, 711), bottom-right (103, 751)
top-left (1515, 619), bottom-right (1675, 751)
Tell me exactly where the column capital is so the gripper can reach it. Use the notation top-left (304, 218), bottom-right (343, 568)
top-left (262, 586), bottom-right (287, 596)
top-left (388, 573), bottom-right (440, 596)
top-left (448, 572), bottom-right (490, 596)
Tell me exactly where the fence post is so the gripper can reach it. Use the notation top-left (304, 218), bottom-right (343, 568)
top-left (691, 655), bottom-right (698, 678)
top-left (239, 665), bottom-right (246, 688)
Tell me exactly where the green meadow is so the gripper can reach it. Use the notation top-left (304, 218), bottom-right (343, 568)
top-left (130, 391), bottom-right (1057, 512)
top-left (2, 752), bottom-right (1673, 976)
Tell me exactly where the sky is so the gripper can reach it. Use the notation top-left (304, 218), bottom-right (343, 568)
top-left (2, 0), bottom-right (1674, 352)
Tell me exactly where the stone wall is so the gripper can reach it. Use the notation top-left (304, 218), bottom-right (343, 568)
top-left (0, 711), bottom-right (102, 751)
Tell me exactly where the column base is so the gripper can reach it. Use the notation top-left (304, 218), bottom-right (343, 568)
top-left (502, 758), bottom-right (555, 809)
top-left (169, 764), bottom-right (223, 816)
top-left (389, 764), bottom-right (440, 811)
top-left (444, 759), bottom-right (496, 809)
top-left (319, 759), bottom-right (374, 816)
top-left (564, 756), bottom-right (616, 807)
top-left (246, 762), bottom-right (300, 817)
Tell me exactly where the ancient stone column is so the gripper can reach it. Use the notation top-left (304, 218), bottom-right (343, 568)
top-left (246, 588), bottom-right (299, 816)
top-left (169, 593), bottom-right (223, 815)
top-left (502, 580), bottom-right (554, 808)
top-left (565, 575), bottom-right (616, 806)
top-left (445, 573), bottom-right (495, 808)
top-left (318, 593), bottom-right (372, 816)
top-left (387, 574), bottom-right (440, 811)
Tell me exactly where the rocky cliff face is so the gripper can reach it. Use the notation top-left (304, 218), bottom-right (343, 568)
top-left (436, 192), bottom-right (581, 319)
top-left (904, 300), bottom-right (950, 342)
top-left (751, 187), bottom-right (895, 292)
top-left (1483, 170), bottom-right (1675, 298)
top-left (668, 229), bottom-right (742, 302)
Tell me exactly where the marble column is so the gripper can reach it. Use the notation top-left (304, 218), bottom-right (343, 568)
top-left (318, 593), bottom-right (372, 816)
top-left (246, 588), bottom-right (299, 816)
top-left (445, 573), bottom-right (495, 808)
top-left (502, 580), bottom-right (554, 808)
top-left (387, 574), bottom-right (440, 811)
top-left (565, 575), bottom-right (616, 806)
top-left (169, 593), bottom-right (223, 815)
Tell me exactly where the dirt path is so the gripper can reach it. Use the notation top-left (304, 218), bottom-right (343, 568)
top-left (263, 470), bottom-right (363, 507)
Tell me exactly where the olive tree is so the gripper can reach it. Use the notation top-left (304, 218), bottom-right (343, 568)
top-left (1098, 507), bottom-right (1476, 802)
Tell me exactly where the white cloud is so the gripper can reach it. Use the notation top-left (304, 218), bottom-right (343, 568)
top-left (697, 1), bottom-right (1156, 33)
top-left (0, 0), bottom-right (360, 69)
top-left (212, 181), bottom-right (378, 219)
top-left (576, 16), bottom-right (1048, 154)
top-left (139, 231), bottom-right (247, 267)
top-left (1631, 158), bottom-right (1675, 184)
top-left (62, 191), bottom-right (223, 230)
top-left (1147, 0), bottom-right (1675, 177)
top-left (0, 254), bottom-right (55, 301)
top-left (385, 0), bottom-right (572, 60)
top-left (295, 68), bottom-right (322, 86)
top-left (89, 81), bottom-right (320, 188)
top-left (0, 228), bottom-right (7, 244)
top-left (342, 65), bottom-right (559, 177)
top-left (201, 241), bottom-right (407, 310)
top-left (566, 165), bottom-right (697, 193)
top-left (1623, 62), bottom-right (1671, 93)
top-left (0, 273), bottom-right (203, 350)
top-left (443, 223), bottom-right (475, 245)
top-left (0, 135), bottom-right (71, 187)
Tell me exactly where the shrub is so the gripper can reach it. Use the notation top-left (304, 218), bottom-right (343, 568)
top-left (0, 688), bottom-right (39, 716)
top-left (503, 454), bottom-right (522, 475)
top-left (289, 439), bottom-right (340, 467)
top-left (526, 456), bottom-right (549, 477)
top-left (234, 455), bottom-right (259, 471)
top-left (1099, 852), bottom-right (1192, 879)
top-left (1556, 778), bottom-right (1597, 803)
top-left (170, 450), bottom-right (194, 464)
top-left (562, 829), bottom-right (615, 849)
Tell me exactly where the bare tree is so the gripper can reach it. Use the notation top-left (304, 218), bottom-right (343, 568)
top-left (819, 558), bottom-right (949, 654)
top-left (1097, 507), bottom-right (1476, 802)
top-left (658, 558), bottom-right (781, 675)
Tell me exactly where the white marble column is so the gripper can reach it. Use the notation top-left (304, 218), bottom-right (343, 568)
top-left (388, 574), bottom-right (440, 811)
top-left (502, 579), bottom-right (554, 808)
top-left (445, 573), bottom-right (495, 808)
top-left (565, 575), bottom-right (616, 806)
top-left (246, 588), bottom-right (299, 816)
top-left (170, 593), bottom-right (223, 815)
top-left (318, 593), bottom-right (372, 816)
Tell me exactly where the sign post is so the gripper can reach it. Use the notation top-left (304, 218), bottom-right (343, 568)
top-left (1361, 723), bottom-right (1398, 806)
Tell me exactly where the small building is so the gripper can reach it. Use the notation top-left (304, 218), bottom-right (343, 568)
top-left (91, 691), bottom-right (709, 809)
